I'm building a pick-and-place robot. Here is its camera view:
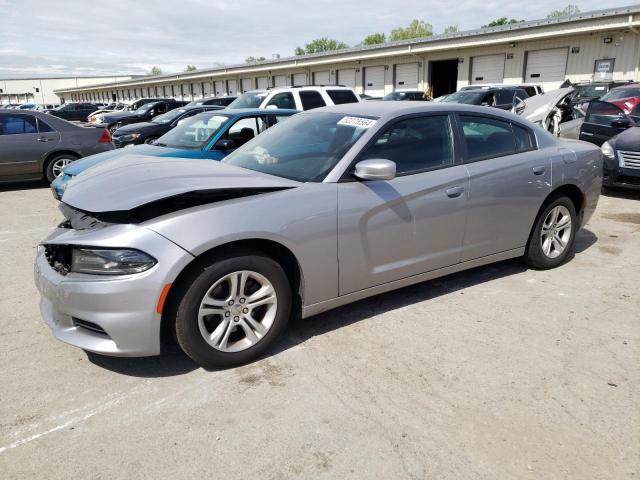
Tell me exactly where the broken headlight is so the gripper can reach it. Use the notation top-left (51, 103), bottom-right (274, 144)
top-left (71, 248), bottom-right (156, 275)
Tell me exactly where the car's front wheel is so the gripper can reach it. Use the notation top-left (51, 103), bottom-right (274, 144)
top-left (524, 194), bottom-right (577, 269)
top-left (174, 253), bottom-right (292, 369)
top-left (45, 153), bottom-right (78, 182)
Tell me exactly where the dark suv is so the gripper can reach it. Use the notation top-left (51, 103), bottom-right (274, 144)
top-left (96, 100), bottom-right (187, 132)
top-left (45, 103), bottom-right (99, 122)
top-left (187, 96), bottom-right (237, 107)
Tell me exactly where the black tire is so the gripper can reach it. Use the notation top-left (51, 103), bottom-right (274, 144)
top-left (143, 137), bottom-right (158, 145)
top-left (174, 252), bottom-right (292, 369)
top-left (44, 153), bottom-right (78, 183)
top-left (524, 194), bottom-right (577, 270)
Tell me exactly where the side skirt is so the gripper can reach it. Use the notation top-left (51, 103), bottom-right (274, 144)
top-left (302, 247), bottom-right (525, 318)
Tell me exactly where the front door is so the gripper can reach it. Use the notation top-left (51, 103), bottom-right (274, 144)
top-left (337, 114), bottom-right (469, 294)
top-left (0, 114), bottom-right (59, 177)
top-left (579, 100), bottom-right (632, 146)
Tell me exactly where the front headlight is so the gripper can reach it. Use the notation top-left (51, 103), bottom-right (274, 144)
top-left (71, 248), bottom-right (156, 275)
top-left (121, 133), bottom-right (141, 141)
top-left (601, 141), bottom-right (615, 159)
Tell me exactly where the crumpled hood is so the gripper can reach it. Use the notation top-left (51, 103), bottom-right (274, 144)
top-left (521, 87), bottom-right (575, 122)
top-left (62, 154), bottom-right (301, 214)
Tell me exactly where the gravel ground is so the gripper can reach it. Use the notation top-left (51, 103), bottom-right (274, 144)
top-left (0, 182), bottom-right (638, 480)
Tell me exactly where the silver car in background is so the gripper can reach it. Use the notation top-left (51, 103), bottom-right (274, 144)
top-left (0, 109), bottom-right (114, 182)
top-left (34, 103), bottom-right (603, 368)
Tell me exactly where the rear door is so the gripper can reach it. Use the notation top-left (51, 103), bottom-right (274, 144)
top-left (579, 100), bottom-right (632, 146)
top-left (457, 114), bottom-right (550, 260)
top-left (337, 114), bottom-right (468, 294)
top-left (0, 113), bottom-right (60, 177)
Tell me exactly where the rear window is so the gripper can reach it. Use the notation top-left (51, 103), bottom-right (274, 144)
top-left (601, 87), bottom-right (640, 101)
top-left (299, 90), bottom-right (326, 110)
top-left (326, 90), bottom-right (359, 105)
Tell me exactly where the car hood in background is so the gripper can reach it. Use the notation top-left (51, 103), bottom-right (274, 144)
top-left (100, 111), bottom-right (139, 123)
top-left (521, 87), bottom-right (575, 122)
top-left (610, 126), bottom-right (640, 150)
top-left (62, 154), bottom-right (301, 214)
top-left (115, 121), bottom-right (160, 133)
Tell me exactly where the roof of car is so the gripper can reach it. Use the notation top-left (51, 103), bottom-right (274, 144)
top-left (192, 108), bottom-right (299, 117)
top-left (612, 83), bottom-right (640, 89)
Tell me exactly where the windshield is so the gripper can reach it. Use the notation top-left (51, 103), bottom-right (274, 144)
top-left (222, 112), bottom-right (374, 182)
top-left (155, 112), bottom-right (230, 149)
top-left (574, 84), bottom-right (609, 99)
top-left (153, 108), bottom-right (188, 124)
top-left (601, 87), bottom-right (640, 100)
top-left (227, 91), bottom-right (267, 108)
top-left (442, 91), bottom-right (484, 104)
top-left (134, 103), bottom-right (155, 114)
top-left (383, 92), bottom-right (405, 100)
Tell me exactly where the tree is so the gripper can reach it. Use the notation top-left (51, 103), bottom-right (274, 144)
top-left (362, 33), bottom-right (386, 45)
top-left (443, 25), bottom-right (459, 34)
top-left (295, 37), bottom-right (349, 55)
top-left (245, 56), bottom-right (266, 63)
top-left (481, 17), bottom-right (524, 28)
top-left (149, 66), bottom-right (162, 76)
top-left (547, 4), bottom-right (580, 18)
top-left (185, 65), bottom-right (197, 72)
top-left (389, 20), bottom-right (433, 41)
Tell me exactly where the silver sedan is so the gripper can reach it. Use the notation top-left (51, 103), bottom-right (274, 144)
top-left (34, 102), bottom-right (603, 368)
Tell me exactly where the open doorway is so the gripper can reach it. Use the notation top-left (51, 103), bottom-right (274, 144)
top-left (429, 59), bottom-right (459, 98)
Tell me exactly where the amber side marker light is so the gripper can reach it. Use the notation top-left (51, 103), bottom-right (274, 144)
top-left (156, 283), bottom-right (172, 314)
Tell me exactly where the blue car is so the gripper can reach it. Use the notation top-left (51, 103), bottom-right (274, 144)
top-left (51, 108), bottom-right (298, 199)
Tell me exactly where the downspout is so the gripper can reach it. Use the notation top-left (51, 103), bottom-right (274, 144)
top-left (408, 45), bottom-right (427, 95)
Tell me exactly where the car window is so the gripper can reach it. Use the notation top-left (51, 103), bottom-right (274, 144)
top-left (266, 92), bottom-right (295, 109)
top-left (37, 118), bottom-right (54, 133)
top-left (460, 115), bottom-right (530, 160)
top-left (155, 113), bottom-right (230, 149)
top-left (0, 114), bottom-right (38, 135)
top-left (326, 90), bottom-right (359, 105)
top-left (585, 101), bottom-right (625, 126)
top-left (495, 90), bottom-right (515, 105)
top-left (225, 116), bottom-right (267, 147)
top-left (299, 91), bottom-right (326, 110)
top-left (360, 115), bottom-right (454, 175)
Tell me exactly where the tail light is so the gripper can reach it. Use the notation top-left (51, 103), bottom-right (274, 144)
top-left (98, 129), bottom-right (112, 143)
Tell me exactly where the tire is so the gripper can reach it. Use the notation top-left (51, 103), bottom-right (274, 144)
top-left (44, 153), bottom-right (78, 183)
top-left (109, 123), bottom-right (119, 134)
top-left (174, 252), bottom-right (292, 369)
top-left (143, 137), bottom-right (158, 145)
top-left (524, 194), bottom-right (577, 270)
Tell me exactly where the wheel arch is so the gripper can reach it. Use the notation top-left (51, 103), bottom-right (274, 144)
top-left (42, 149), bottom-right (81, 173)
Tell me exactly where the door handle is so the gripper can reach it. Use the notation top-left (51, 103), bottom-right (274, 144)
top-left (532, 166), bottom-right (546, 175)
top-left (580, 131), bottom-right (594, 136)
top-left (37, 137), bottom-right (53, 142)
top-left (445, 186), bottom-right (464, 198)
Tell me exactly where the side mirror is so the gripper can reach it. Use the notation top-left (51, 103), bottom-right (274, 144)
top-left (513, 98), bottom-right (526, 115)
top-left (354, 159), bottom-right (396, 181)
top-left (214, 138), bottom-right (236, 151)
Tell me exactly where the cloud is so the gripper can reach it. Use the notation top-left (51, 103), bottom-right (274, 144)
top-left (0, 0), bottom-right (633, 77)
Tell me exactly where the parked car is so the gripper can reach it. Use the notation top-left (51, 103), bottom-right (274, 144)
top-left (17, 103), bottom-right (37, 110)
top-left (520, 87), bottom-right (581, 136)
top-left (0, 110), bottom-right (114, 182)
top-left (111, 105), bottom-right (224, 148)
top-left (600, 125), bottom-right (640, 190)
top-left (461, 83), bottom-right (543, 97)
top-left (93, 100), bottom-right (187, 132)
top-left (87, 103), bottom-right (130, 123)
top-left (359, 94), bottom-right (382, 101)
top-left (443, 87), bottom-right (528, 110)
top-left (45, 103), bottom-right (100, 122)
top-left (382, 91), bottom-right (428, 101)
top-left (51, 108), bottom-right (297, 198)
top-left (36, 102), bottom-right (602, 368)
top-left (569, 81), bottom-right (632, 107)
top-left (187, 96), bottom-right (237, 107)
top-left (34, 104), bottom-right (56, 111)
top-left (1, 104), bottom-right (21, 109)
top-left (228, 86), bottom-right (360, 110)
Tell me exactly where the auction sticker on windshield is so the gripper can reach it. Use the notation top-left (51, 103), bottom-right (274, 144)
top-left (337, 116), bottom-right (377, 128)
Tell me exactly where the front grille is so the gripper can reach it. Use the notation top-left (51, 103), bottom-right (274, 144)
top-left (72, 318), bottom-right (110, 337)
top-left (44, 245), bottom-right (72, 275)
top-left (618, 151), bottom-right (640, 170)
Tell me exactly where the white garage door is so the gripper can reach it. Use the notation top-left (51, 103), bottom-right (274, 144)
top-left (313, 71), bottom-right (330, 85)
top-left (292, 73), bottom-right (307, 86)
top-left (471, 54), bottom-right (505, 84)
top-left (337, 68), bottom-right (356, 88)
top-left (227, 79), bottom-right (238, 95)
top-left (257, 77), bottom-right (268, 90)
top-left (525, 48), bottom-right (569, 90)
top-left (273, 75), bottom-right (287, 87)
top-left (241, 78), bottom-right (253, 93)
top-left (214, 81), bottom-right (226, 96)
top-left (364, 66), bottom-right (385, 97)
top-left (395, 63), bottom-right (419, 90)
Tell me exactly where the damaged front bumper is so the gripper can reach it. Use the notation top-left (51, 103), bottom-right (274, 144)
top-left (34, 222), bottom-right (193, 357)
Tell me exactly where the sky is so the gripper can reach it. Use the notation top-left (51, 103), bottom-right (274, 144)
top-left (0, 0), bottom-right (636, 78)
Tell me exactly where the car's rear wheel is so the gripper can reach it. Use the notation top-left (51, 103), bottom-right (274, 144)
top-left (524, 195), bottom-right (577, 269)
top-left (45, 153), bottom-right (78, 182)
top-left (174, 253), bottom-right (291, 369)
top-left (109, 123), bottom-right (120, 134)
top-left (144, 137), bottom-right (158, 145)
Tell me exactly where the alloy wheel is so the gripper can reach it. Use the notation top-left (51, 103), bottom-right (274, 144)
top-left (540, 205), bottom-right (572, 258)
top-left (51, 157), bottom-right (74, 178)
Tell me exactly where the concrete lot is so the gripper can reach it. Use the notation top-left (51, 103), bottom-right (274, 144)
top-left (0, 182), bottom-right (638, 479)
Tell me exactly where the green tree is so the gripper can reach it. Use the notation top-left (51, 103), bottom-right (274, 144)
top-left (443, 25), bottom-right (459, 34)
top-left (481, 17), bottom-right (523, 28)
top-left (389, 20), bottom-right (433, 41)
top-left (149, 66), bottom-right (162, 76)
top-left (362, 33), bottom-right (386, 45)
top-left (245, 56), bottom-right (266, 63)
top-left (547, 4), bottom-right (580, 18)
top-left (185, 65), bottom-right (197, 72)
top-left (295, 37), bottom-right (349, 55)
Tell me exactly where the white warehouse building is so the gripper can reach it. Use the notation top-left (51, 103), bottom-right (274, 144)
top-left (55, 6), bottom-right (640, 103)
top-left (1, 76), bottom-right (135, 105)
